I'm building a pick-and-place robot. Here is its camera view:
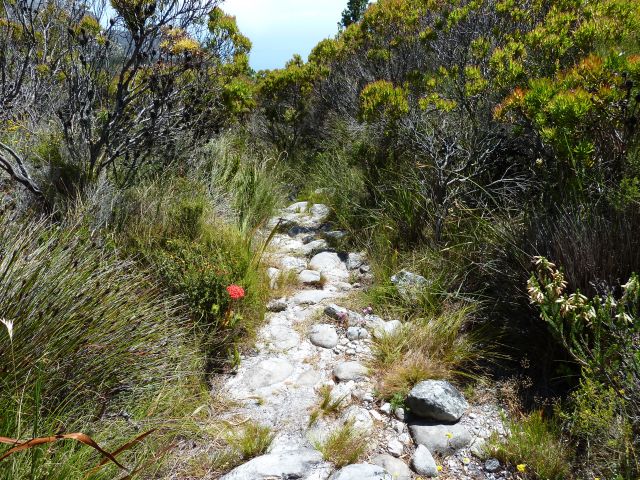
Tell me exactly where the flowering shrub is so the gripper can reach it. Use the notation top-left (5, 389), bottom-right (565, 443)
top-left (528, 256), bottom-right (640, 475)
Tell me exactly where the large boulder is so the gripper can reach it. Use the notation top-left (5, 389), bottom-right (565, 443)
top-left (331, 463), bottom-right (392, 480)
top-left (221, 448), bottom-right (332, 480)
top-left (405, 380), bottom-right (468, 421)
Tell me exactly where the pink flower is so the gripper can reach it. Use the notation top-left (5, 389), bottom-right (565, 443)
top-left (227, 284), bottom-right (245, 300)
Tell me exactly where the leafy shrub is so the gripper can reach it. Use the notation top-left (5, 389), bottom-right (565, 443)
top-left (528, 256), bottom-right (640, 476)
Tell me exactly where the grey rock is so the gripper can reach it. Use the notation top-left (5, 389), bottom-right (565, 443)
top-left (395, 407), bottom-right (406, 422)
top-left (266, 298), bottom-right (288, 312)
top-left (244, 358), bottom-right (294, 389)
top-left (324, 230), bottom-right (347, 241)
top-left (309, 324), bottom-right (339, 348)
top-left (412, 444), bottom-right (438, 477)
top-left (346, 252), bottom-right (366, 270)
top-left (409, 422), bottom-right (473, 455)
top-left (485, 458), bottom-right (500, 472)
top-left (221, 448), bottom-right (332, 480)
top-left (371, 454), bottom-right (411, 480)
top-left (367, 316), bottom-right (402, 339)
top-left (406, 380), bottom-right (468, 422)
top-left (391, 270), bottom-right (429, 297)
top-left (279, 255), bottom-right (308, 272)
top-left (299, 269), bottom-right (322, 285)
top-left (325, 304), bottom-right (364, 326)
top-left (387, 438), bottom-right (404, 457)
top-left (380, 403), bottom-right (392, 415)
top-left (346, 326), bottom-right (369, 340)
top-left (331, 463), bottom-right (392, 480)
top-left (333, 361), bottom-right (368, 382)
top-left (310, 203), bottom-right (331, 221)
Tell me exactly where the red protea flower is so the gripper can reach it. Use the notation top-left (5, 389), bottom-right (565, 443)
top-left (226, 284), bottom-right (245, 300)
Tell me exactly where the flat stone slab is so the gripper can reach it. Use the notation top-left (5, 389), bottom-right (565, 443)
top-left (244, 358), bottom-right (294, 389)
top-left (409, 421), bottom-right (473, 455)
top-left (331, 463), bottom-right (392, 480)
top-left (292, 289), bottom-right (335, 305)
top-left (221, 448), bottom-right (332, 480)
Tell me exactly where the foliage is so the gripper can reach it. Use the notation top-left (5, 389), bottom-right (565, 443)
top-left (225, 424), bottom-right (273, 461)
top-left (0, 215), bottom-right (204, 478)
top-left (370, 303), bottom-right (485, 399)
top-left (528, 256), bottom-right (640, 476)
top-left (340, 0), bottom-right (369, 28)
top-left (314, 420), bottom-right (368, 468)
top-left (486, 411), bottom-right (572, 480)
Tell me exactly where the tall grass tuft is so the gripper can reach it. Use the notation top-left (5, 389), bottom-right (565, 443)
top-left (0, 214), bottom-right (203, 478)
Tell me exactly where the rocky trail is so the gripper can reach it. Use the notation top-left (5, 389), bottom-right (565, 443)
top-left (215, 202), bottom-right (512, 480)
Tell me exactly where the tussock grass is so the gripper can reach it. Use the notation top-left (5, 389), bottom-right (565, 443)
top-left (370, 303), bottom-right (487, 399)
top-left (226, 423), bottom-right (274, 460)
top-left (486, 411), bottom-right (571, 480)
top-left (0, 215), bottom-right (205, 479)
top-left (314, 420), bottom-right (368, 468)
top-left (309, 385), bottom-right (348, 426)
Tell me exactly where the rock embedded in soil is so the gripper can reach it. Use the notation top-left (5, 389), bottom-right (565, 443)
top-left (346, 326), bottom-right (369, 340)
top-left (331, 463), bottom-right (393, 480)
top-left (412, 444), bottom-right (439, 477)
top-left (387, 438), bottom-right (404, 457)
top-left (405, 380), bottom-right (468, 422)
top-left (292, 289), bottom-right (335, 305)
top-left (390, 269), bottom-right (429, 296)
top-left (309, 323), bottom-right (339, 348)
top-left (333, 361), bottom-right (368, 382)
top-left (485, 458), bottom-right (500, 472)
top-left (220, 448), bottom-right (332, 480)
top-left (245, 358), bottom-right (294, 389)
top-left (371, 454), bottom-right (411, 480)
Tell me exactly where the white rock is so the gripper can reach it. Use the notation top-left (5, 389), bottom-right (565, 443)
top-left (412, 445), bottom-right (438, 477)
top-left (333, 361), bottom-right (368, 382)
top-left (310, 203), bottom-right (331, 220)
top-left (244, 358), bottom-right (294, 389)
top-left (279, 255), bottom-right (308, 272)
top-left (309, 252), bottom-right (348, 280)
top-left (370, 454), bottom-right (411, 480)
top-left (266, 298), bottom-right (288, 312)
top-left (286, 201), bottom-right (309, 213)
top-left (221, 448), bottom-right (331, 480)
top-left (341, 405), bottom-right (373, 432)
top-left (409, 422), bottom-right (473, 455)
top-left (331, 463), bottom-right (392, 480)
top-left (390, 270), bottom-right (429, 297)
top-left (299, 269), bottom-right (322, 285)
top-left (301, 240), bottom-right (330, 257)
top-left (309, 324), bottom-right (339, 348)
top-left (293, 290), bottom-right (335, 305)
top-left (346, 252), bottom-right (366, 270)
top-left (387, 438), bottom-right (404, 457)
top-left (380, 403), bottom-right (392, 415)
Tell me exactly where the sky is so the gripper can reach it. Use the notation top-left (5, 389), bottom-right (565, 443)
top-left (222, 0), bottom-right (345, 71)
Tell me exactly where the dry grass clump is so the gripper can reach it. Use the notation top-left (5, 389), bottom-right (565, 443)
top-left (314, 420), bottom-right (368, 468)
top-left (370, 303), bottom-right (486, 399)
